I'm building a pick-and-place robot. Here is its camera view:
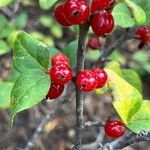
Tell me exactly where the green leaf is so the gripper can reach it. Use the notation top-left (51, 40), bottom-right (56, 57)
top-left (109, 50), bottom-right (125, 64)
top-left (51, 24), bottom-right (62, 38)
top-left (86, 50), bottom-right (101, 60)
top-left (13, 31), bottom-right (50, 73)
top-left (10, 69), bottom-right (50, 125)
top-left (39, 0), bottom-right (57, 10)
top-left (0, 40), bottom-right (9, 55)
top-left (112, 3), bottom-right (135, 28)
top-left (0, 82), bottom-right (14, 108)
top-left (0, 0), bottom-right (13, 8)
top-left (39, 15), bottom-right (53, 28)
top-left (133, 0), bottom-right (150, 25)
top-left (62, 40), bottom-right (78, 68)
top-left (127, 100), bottom-right (150, 133)
top-left (105, 61), bottom-right (142, 92)
top-left (105, 61), bottom-right (122, 75)
top-left (0, 15), bottom-right (14, 38)
top-left (122, 69), bottom-right (142, 93)
top-left (105, 69), bottom-right (142, 124)
top-left (14, 12), bottom-right (28, 29)
top-left (125, 0), bottom-right (146, 25)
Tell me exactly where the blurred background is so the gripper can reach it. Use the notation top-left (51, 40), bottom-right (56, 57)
top-left (0, 0), bottom-right (150, 149)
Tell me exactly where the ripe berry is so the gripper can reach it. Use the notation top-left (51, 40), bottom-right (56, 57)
top-left (52, 53), bottom-right (70, 66)
top-left (91, 68), bottom-right (107, 88)
top-left (91, 0), bottom-right (115, 13)
top-left (136, 26), bottom-right (150, 44)
top-left (141, 32), bottom-right (150, 43)
top-left (104, 120), bottom-right (125, 138)
top-left (47, 82), bottom-right (64, 99)
top-left (54, 4), bottom-right (72, 26)
top-left (63, 0), bottom-right (89, 25)
top-left (90, 10), bottom-right (114, 36)
top-left (136, 26), bottom-right (150, 37)
top-left (87, 36), bottom-right (101, 50)
top-left (50, 64), bottom-right (73, 85)
top-left (76, 70), bottom-right (98, 92)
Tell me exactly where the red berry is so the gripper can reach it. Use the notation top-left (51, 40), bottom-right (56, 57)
top-left (52, 53), bottom-right (70, 66)
top-left (136, 26), bottom-right (150, 44)
top-left (54, 4), bottom-right (72, 26)
top-left (91, 68), bottom-right (107, 88)
top-left (47, 82), bottom-right (64, 99)
top-left (136, 26), bottom-right (150, 37)
top-left (104, 120), bottom-right (125, 138)
top-left (141, 32), bottom-right (150, 43)
top-left (76, 70), bottom-right (98, 92)
top-left (87, 36), bottom-right (101, 50)
top-left (91, 0), bottom-right (115, 13)
top-left (50, 64), bottom-right (73, 85)
top-left (63, 0), bottom-right (89, 25)
top-left (90, 10), bottom-right (114, 36)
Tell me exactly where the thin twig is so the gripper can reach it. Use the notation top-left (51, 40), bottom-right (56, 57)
top-left (84, 121), bottom-right (105, 128)
top-left (73, 22), bottom-right (90, 150)
top-left (24, 99), bottom-right (65, 150)
top-left (97, 30), bottom-right (134, 67)
top-left (81, 127), bottom-right (105, 150)
top-left (101, 131), bottom-right (150, 150)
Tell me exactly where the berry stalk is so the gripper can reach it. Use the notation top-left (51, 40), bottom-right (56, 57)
top-left (74, 22), bottom-right (90, 150)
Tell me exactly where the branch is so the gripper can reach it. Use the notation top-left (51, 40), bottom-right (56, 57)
top-left (73, 22), bottom-right (90, 150)
top-left (84, 121), bottom-right (105, 128)
top-left (81, 127), bottom-right (105, 150)
top-left (97, 30), bottom-right (133, 67)
top-left (102, 131), bottom-right (150, 150)
top-left (24, 85), bottom-right (73, 150)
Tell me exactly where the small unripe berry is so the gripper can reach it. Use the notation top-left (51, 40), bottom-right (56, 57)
top-left (47, 82), bottom-right (64, 99)
top-left (50, 64), bottom-right (73, 85)
top-left (91, 0), bottom-right (115, 13)
top-left (63, 0), bottom-right (89, 25)
top-left (87, 36), bottom-right (101, 50)
top-left (52, 53), bottom-right (70, 66)
top-left (54, 4), bottom-right (72, 26)
top-left (90, 10), bottom-right (114, 36)
top-left (76, 70), bottom-right (98, 92)
top-left (104, 120), bottom-right (125, 138)
top-left (91, 68), bottom-right (107, 88)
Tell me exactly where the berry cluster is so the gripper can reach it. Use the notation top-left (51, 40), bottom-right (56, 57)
top-left (54, 0), bottom-right (115, 36)
top-left (87, 35), bottom-right (102, 50)
top-left (104, 120), bottom-right (125, 138)
top-left (136, 26), bottom-right (150, 44)
top-left (47, 53), bottom-right (73, 99)
top-left (76, 68), bottom-right (107, 92)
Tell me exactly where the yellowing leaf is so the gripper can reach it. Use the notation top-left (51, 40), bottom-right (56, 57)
top-left (127, 100), bottom-right (150, 133)
top-left (105, 69), bottom-right (142, 124)
top-left (125, 0), bottom-right (146, 25)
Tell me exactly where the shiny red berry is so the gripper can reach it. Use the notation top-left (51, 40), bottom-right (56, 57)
top-left (91, 0), bottom-right (115, 13)
top-left (63, 0), bottom-right (89, 25)
top-left (90, 10), bottom-right (114, 36)
top-left (141, 32), bottom-right (150, 43)
top-left (136, 26), bottom-right (150, 37)
top-left (76, 70), bottom-right (98, 92)
top-left (50, 64), bottom-right (73, 85)
top-left (47, 82), bottom-right (64, 99)
top-left (104, 120), bottom-right (125, 138)
top-left (54, 4), bottom-right (72, 26)
top-left (91, 68), bottom-right (107, 88)
top-left (136, 26), bottom-right (150, 44)
top-left (87, 36), bottom-right (101, 50)
top-left (52, 53), bottom-right (70, 66)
